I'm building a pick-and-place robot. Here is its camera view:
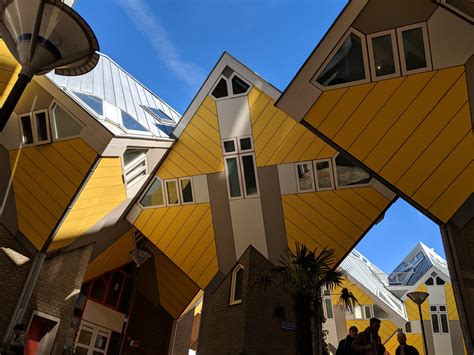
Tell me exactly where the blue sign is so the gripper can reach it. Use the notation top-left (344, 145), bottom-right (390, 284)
top-left (281, 322), bottom-right (297, 331)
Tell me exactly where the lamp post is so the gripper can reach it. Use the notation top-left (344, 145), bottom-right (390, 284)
top-left (0, 0), bottom-right (99, 132)
top-left (407, 291), bottom-right (429, 355)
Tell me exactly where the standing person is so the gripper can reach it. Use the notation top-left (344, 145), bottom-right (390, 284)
top-left (351, 318), bottom-right (385, 355)
top-left (9, 324), bottom-right (26, 355)
top-left (395, 332), bottom-right (419, 355)
top-left (336, 326), bottom-right (358, 355)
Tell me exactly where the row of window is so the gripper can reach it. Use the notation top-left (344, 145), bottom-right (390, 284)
top-left (315, 23), bottom-right (431, 89)
top-left (19, 104), bottom-right (84, 146)
top-left (295, 154), bottom-right (372, 193)
top-left (348, 303), bottom-right (390, 320)
top-left (140, 176), bottom-right (195, 208)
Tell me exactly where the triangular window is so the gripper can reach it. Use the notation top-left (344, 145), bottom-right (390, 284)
top-left (316, 32), bottom-right (367, 87)
top-left (333, 154), bottom-right (371, 187)
top-left (211, 78), bottom-right (228, 99)
top-left (51, 104), bottom-right (83, 139)
top-left (231, 75), bottom-right (250, 95)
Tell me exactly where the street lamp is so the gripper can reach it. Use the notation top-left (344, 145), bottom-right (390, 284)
top-left (0, 0), bottom-right (99, 132)
top-left (407, 291), bottom-right (429, 355)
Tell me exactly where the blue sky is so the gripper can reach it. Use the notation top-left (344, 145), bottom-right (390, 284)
top-left (75, 0), bottom-right (446, 273)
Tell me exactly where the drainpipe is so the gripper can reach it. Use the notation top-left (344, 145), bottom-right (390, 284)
top-left (3, 155), bottom-right (101, 344)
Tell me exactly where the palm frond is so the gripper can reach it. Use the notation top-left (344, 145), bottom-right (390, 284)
top-left (338, 287), bottom-right (359, 312)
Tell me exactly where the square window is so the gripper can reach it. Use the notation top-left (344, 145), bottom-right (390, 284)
top-left (223, 139), bottom-right (237, 155)
top-left (239, 137), bottom-right (252, 151)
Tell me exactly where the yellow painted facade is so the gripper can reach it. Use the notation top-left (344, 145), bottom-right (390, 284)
top-left (134, 204), bottom-right (218, 289)
top-left (0, 40), bottom-right (21, 105)
top-left (50, 157), bottom-right (127, 251)
top-left (9, 138), bottom-right (97, 249)
top-left (304, 67), bottom-right (473, 223)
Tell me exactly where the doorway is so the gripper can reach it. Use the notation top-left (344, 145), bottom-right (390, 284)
top-left (75, 321), bottom-right (111, 355)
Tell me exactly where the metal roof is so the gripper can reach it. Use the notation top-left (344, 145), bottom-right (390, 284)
top-left (47, 52), bottom-right (180, 139)
top-left (388, 242), bottom-right (450, 286)
top-left (340, 250), bottom-right (407, 320)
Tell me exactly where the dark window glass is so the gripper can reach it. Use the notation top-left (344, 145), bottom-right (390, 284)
top-left (439, 305), bottom-right (446, 312)
top-left (73, 92), bottom-right (103, 115)
top-left (297, 163), bottom-right (313, 191)
top-left (146, 107), bottom-right (174, 123)
top-left (242, 155), bottom-right (258, 196)
top-left (325, 299), bottom-right (334, 319)
top-left (140, 178), bottom-right (164, 207)
top-left (35, 112), bottom-right (49, 141)
top-left (364, 305), bottom-right (372, 319)
top-left (430, 305), bottom-right (437, 312)
top-left (231, 76), bottom-right (250, 95)
top-left (436, 277), bottom-right (445, 285)
top-left (106, 272), bottom-right (124, 307)
top-left (226, 157), bottom-right (241, 197)
top-left (402, 28), bottom-right (427, 71)
top-left (405, 321), bottom-right (412, 333)
top-left (223, 140), bottom-right (236, 153)
top-left (372, 34), bottom-right (396, 77)
top-left (335, 155), bottom-right (371, 186)
top-left (440, 313), bottom-right (449, 333)
top-left (156, 123), bottom-right (174, 136)
top-left (122, 111), bottom-right (148, 132)
top-left (181, 178), bottom-right (194, 203)
top-left (90, 278), bottom-right (107, 301)
top-left (239, 137), bottom-right (252, 151)
top-left (431, 313), bottom-right (440, 333)
top-left (234, 267), bottom-right (244, 302)
top-left (20, 116), bottom-right (33, 144)
top-left (317, 33), bottom-right (366, 86)
top-left (373, 304), bottom-right (389, 319)
top-left (118, 276), bottom-right (133, 313)
top-left (425, 277), bottom-right (434, 285)
top-left (315, 161), bottom-right (333, 189)
top-left (211, 78), bottom-right (228, 98)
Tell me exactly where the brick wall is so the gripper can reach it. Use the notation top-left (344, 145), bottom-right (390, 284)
top-left (198, 246), bottom-right (297, 354)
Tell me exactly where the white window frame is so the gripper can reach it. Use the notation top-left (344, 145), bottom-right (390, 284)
top-left (238, 135), bottom-right (253, 153)
top-left (224, 155), bottom-right (244, 200)
top-left (312, 27), bottom-right (371, 90)
top-left (120, 110), bottom-right (153, 136)
top-left (367, 29), bottom-right (401, 81)
top-left (229, 73), bottom-right (251, 98)
top-left (396, 22), bottom-right (432, 76)
top-left (164, 179), bottom-right (180, 206)
top-left (430, 305), bottom-right (449, 334)
top-left (179, 177), bottom-right (195, 205)
top-left (313, 158), bottom-right (335, 191)
top-left (48, 101), bottom-right (84, 142)
top-left (229, 264), bottom-right (244, 305)
top-left (122, 149), bottom-right (148, 188)
top-left (332, 153), bottom-right (373, 190)
top-left (70, 90), bottom-right (105, 119)
top-left (222, 138), bottom-right (238, 156)
top-left (239, 152), bottom-right (260, 198)
top-left (18, 109), bottom-right (52, 146)
top-left (323, 297), bottom-right (334, 319)
top-left (138, 176), bottom-right (166, 209)
top-left (295, 161), bottom-right (315, 193)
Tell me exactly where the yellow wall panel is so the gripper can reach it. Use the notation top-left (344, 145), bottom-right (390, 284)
top-left (268, 125), bottom-right (307, 164)
top-left (0, 40), bottom-right (21, 104)
top-left (445, 283), bottom-right (460, 321)
top-left (202, 95), bottom-right (217, 115)
top-left (305, 87), bottom-right (348, 129)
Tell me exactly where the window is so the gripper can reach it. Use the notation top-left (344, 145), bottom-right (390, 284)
top-left (238, 137), bottom-right (252, 152)
top-left (333, 154), bottom-right (371, 188)
top-left (397, 23), bottom-right (431, 75)
top-left (210, 73), bottom-right (251, 100)
top-left (19, 110), bottom-right (51, 145)
top-left (231, 75), bottom-right (250, 95)
top-left (295, 162), bottom-right (315, 192)
top-left (367, 30), bottom-right (400, 80)
top-left (314, 159), bottom-right (334, 190)
top-left (121, 111), bottom-right (149, 132)
top-left (324, 298), bottom-right (334, 319)
top-left (241, 154), bottom-right (258, 196)
top-left (225, 156), bottom-right (242, 198)
top-left (73, 91), bottom-right (103, 116)
top-left (405, 321), bottom-right (412, 333)
top-left (315, 30), bottom-right (368, 88)
top-left (430, 305), bottom-right (449, 333)
top-left (354, 305), bottom-right (363, 319)
top-left (179, 177), bottom-right (194, 204)
top-left (123, 149), bottom-right (147, 187)
top-left (364, 305), bottom-right (373, 319)
top-left (140, 177), bottom-right (165, 207)
top-left (222, 138), bottom-right (237, 155)
top-left (50, 103), bottom-right (83, 139)
top-left (425, 277), bottom-right (434, 286)
top-left (143, 106), bottom-right (174, 124)
top-left (165, 179), bottom-right (180, 205)
top-left (211, 78), bottom-right (228, 99)
top-left (230, 265), bottom-right (244, 305)
top-left (435, 277), bottom-right (446, 286)
top-left (373, 304), bottom-right (390, 319)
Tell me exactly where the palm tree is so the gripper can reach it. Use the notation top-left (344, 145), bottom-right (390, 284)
top-left (272, 243), bottom-right (358, 355)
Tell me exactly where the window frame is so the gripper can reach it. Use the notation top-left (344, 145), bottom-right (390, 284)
top-left (122, 149), bottom-right (148, 189)
top-left (332, 153), bottom-right (373, 189)
top-left (312, 27), bottom-right (371, 90)
top-left (222, 138), bottom-right (238, 156)
top-left (323, 297), bottom-right (334, 319)
top-left (367, 29), bottom-right (401, 81)
top-left (49, 101), bottom-right (84, 142)
top-left (164, 179), bottom-right (181, 206)
top-left (295, 161), bottom-right (316, 193)
top-left (430, 304), bottom-right (449, 334)
top-left (18, 109), bottom-right (52, 146)
top-left (138, 176), bottom-right (166, 209)
top-left (238, 136), bottom-right (253, 153)
top-left (239, 152), bottom-right (260, 198)
top-left (313, 158), bottom-right (335, 191)
top-left (224, 155), bottom-right (244, 200)
top-left (229, 264), bottom-right (244, 305)
top-left (179, 177), bottom-right (195, 205)
top-left (120, 110), bottom-right (152, 136)
top-left (70, 90), bottom-right (105, 118)
top-left (210, 74), bottom-right (252, 101)
top-left (396, 22), bottom-right (432, 76)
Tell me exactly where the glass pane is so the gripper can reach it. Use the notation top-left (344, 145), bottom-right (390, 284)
top-left (106, 272), bottom-right (124, 308)
top-left (436, 277), bottom-right (445, 285)
top-left (78, 329), bottom-right (93, 346)
top-left (335, 155), bottom-right (371, 186)
top-left (75, 346), bottom-right (88, 355)
top-left (51, 104), bottom-right (82, 139)
top-left (430, 305), bottom-right (437, 312)
top-left (73, 92), bottom-right (103, 115)
top-left (242, 155), bottom-right (258, 196)
top-left (405, 321), bottom-right (412, 333)
top-left (123, 149), bottom-right (146, 167)
top-left (146, 107), bottom-right (174, 123)
top-left (440, 313), bottom-right (449, 333)
top-left (20, 116), bottom-right (33, 144)
top-left (156, 123), bottom-right (174, 136)
top-left (166, 180), bottom-right (179, 204)
top-left (90, 278), bottom-right (107, 301)
top-left (402, 28), bottom-right (427, 71)
top-left (212, 78), bottom-right (228, 98)
top-left (317, 33), bottom-right (366, 86)
top-left (354, 306), bottom-right (362, 319)
top-left (181, 178), bottom-right (194, 203)
top-left (431, 314), bottom-right (440, 333)
top-left (239, 137), bottom-right (252, 151)
top-left (232, 76), bottom-right (250, 95)
top-left (315, 161), bottom-right (333, 189)
top-left (325, 299), bottom-right (334, 319)
top-left (140, 178), bottom-right (164, 207)
top-left (372, 34), bottom-right (395, 77)
top-left (118, 276), bottom-right (133, 313)
top-left (297, 163), bottom-right (314, 191)
top-left (425, 277), bottom-right (434, 285)
top-left (94, 334), bottom-right (108, 350)
top-left (439, 305), bottom-right (446, 312)
top-left (226, 157), bottom-right (241, 198)
top-left (223, 140), bottom-right (236, 153)
top-left (122, 111), bottom-right (148, 132)
top-left (234, 268), bottom-right (244, 301)
top-left (364, 305), bottom-right (372, 319)
top-left (35, 112), bottom-right (48, 141)
top-left (373, 304), bottom-right (389, 319)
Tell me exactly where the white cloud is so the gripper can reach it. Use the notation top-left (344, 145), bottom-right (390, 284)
top-left (115, 0), bottom-right (205, 89)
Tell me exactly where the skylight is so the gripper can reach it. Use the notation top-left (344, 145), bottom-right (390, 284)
top-left (121, 111), bottom-right (148, 132)
top-left (143, 106), bottom-right (174, 123)
top-left (73, 91), bottom-right (103, 116)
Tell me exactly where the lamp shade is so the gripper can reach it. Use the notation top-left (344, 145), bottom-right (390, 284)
top-left (0, 0), bottom-right (99, 77)
top-left (130, 248), bottom-right (151, 268)
top-left (407, 291), bottom-right (429, 305)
